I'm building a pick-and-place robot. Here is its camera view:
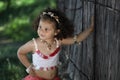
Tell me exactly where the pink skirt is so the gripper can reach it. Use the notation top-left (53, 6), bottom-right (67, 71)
top-left (23, 75), bottom-right (61, 80)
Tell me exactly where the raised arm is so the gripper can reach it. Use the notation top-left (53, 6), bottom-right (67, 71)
top-left (61, 16), bottom-right (94, 45)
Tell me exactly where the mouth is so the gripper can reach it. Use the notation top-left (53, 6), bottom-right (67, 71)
top-left (40, 34), bottom-right (45, 39)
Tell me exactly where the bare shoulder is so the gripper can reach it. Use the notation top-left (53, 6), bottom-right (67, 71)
top-left (18, 39), bottom-right (34, 54)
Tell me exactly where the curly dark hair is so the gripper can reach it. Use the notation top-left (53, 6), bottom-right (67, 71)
top-left (33, 8), bottom-right (74, 40)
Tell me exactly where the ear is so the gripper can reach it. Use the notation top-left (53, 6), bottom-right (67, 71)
top-left (55, 29), bottom-right (60, 36)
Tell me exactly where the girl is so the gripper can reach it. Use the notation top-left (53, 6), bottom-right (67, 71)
top-left (17, 8), bottom-right (94, 80)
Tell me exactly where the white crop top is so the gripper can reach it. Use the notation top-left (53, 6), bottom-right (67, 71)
top-left (32, 38), bottom-right (61, 71)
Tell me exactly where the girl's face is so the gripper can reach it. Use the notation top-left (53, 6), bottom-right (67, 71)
top-left (37, 20), bottom-right (59, 40)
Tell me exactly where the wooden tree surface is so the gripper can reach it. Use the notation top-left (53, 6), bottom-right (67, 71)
top-left (57, 0), bottom-right (120, 80)
top-left (95, 2), bottom-right (120, 80)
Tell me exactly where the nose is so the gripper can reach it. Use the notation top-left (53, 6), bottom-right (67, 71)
top-left (38, 28), bottom-right (43, 32)
top-left (38, 28), bottom-right (46, 35)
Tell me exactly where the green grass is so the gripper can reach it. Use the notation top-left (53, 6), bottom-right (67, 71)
top-left (0, 42), bottom-right (27, 80)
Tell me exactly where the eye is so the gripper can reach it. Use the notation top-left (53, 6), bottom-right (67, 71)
top-left (45, 28), bottom-right (48, 31)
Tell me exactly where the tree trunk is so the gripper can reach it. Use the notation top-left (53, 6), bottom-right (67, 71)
top-left (57, 0), bottom-right (120, 80)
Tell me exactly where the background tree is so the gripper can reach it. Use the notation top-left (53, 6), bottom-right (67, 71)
top-left (57, 0), bottom-right (120, 80)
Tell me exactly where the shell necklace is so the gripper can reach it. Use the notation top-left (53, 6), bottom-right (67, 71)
top-left (40, 38), bottom-right (56, 51)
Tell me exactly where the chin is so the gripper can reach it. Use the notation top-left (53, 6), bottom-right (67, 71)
top-left (39, 37), bottom-right (46, 40)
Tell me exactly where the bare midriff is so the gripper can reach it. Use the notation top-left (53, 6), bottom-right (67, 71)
top-left (35, 68), bottom-right (57, 80)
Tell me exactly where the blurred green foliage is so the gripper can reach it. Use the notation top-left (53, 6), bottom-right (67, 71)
top-left (0, 0), bottom-right (56, 41)
top-left (0, 0), bottom-right (56, 80)
top-left (0, 45), bottom-right (26, 80)
top-left (0, 1), bottom-right (7, 11)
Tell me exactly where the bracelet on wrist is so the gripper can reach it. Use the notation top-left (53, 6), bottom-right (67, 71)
top-left (73, 35), bottom-right (77, 44)
top-left (26, 64), bottom-right (33, 73)
top-left (73, 35), bottom-right (81, 45)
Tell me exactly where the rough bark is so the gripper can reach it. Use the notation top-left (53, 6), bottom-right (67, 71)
top-left (57, 0), bottom-right (120, 80)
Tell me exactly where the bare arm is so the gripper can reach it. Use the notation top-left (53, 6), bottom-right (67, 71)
top-left (61, 16), bottom-right (94, 45)
top-left (17, 40), bottom-right (34, 68)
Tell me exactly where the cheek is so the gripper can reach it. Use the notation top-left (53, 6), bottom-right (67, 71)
top-left (37, 30), bottom-right (39, 34)
top-left (37, 30), bottom-right (40, 36)
top-left (49, 32), bottom-right (55, 36)
top-left (48, 31), bottom-right (56, 37)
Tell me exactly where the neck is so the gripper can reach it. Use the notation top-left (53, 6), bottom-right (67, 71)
top-left (45, 39), bottom-right (55, 45)
top-left (40, 38), bottom-right (55, 45)
top-left (39, 38), bottom-right (56, 50)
